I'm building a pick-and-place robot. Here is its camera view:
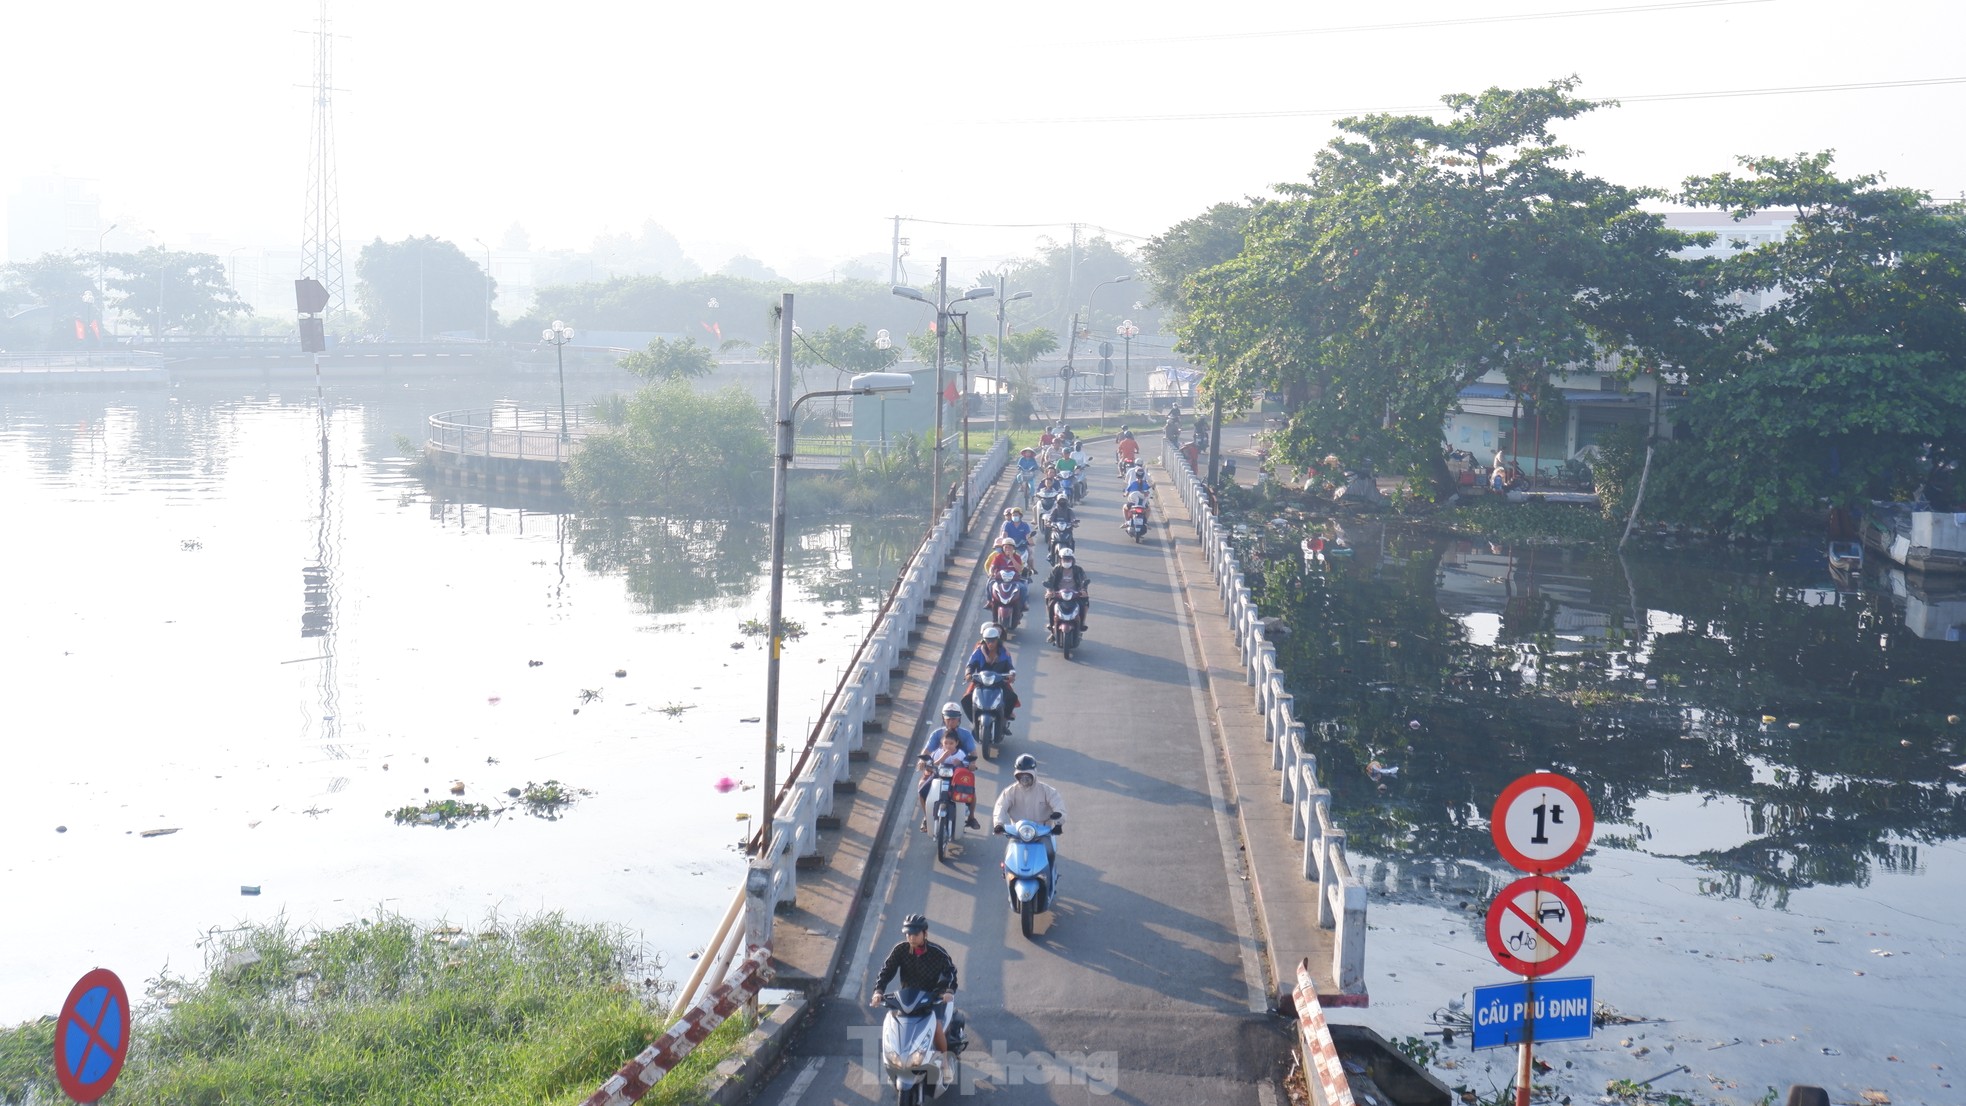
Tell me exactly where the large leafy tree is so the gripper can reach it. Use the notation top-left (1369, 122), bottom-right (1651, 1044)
top-left (1178, 79), bottom-right (1708, 498)
top-left (565, 379), bottom-right (770, 512)
top-left (103, 248), bottom-right (247, 336)
top-left (354, 237), bottom-right (493, 339)
top-left (2, 253), bottom-right (101, 346)
top-left (618, 336), bottom-right (716, 381)
top-left (1665, 154), bottom-right (1966, 522)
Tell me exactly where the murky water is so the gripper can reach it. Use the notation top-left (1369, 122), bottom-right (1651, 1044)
top-left (1238, 519), bottom-right (1965, 1102)
top-left (0, 376), bottom-right (916, 1024)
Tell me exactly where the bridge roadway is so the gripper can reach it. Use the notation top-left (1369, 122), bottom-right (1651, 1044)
top-left (750, 469), bottom-right (1288, 1105)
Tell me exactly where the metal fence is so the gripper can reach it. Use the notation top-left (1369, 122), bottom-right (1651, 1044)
top-left (1160, 449), bottom-right (1368, 994)
top-left (426, 405), bottom-right (593, 464)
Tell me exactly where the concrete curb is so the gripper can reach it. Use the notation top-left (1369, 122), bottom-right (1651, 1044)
top-left (703, 992), bottom-right (809, 1106)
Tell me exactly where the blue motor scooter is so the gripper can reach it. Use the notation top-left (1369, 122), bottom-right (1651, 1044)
top-left (997, 818), bottom-right (1061, 939)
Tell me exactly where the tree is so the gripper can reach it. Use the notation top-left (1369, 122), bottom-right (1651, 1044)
top-left (989, 327), bottom-right (1058, 426)
top-left (565, 379), bottom-right (771, 512)
top-left (618, 336), bottom-right (716, 381)
top-left (1662, 154), bottom-right (1966, 521)
top-left (1141, 201), bottom-right (1258, 325)
top-left (1176, 79), bottom-right (1707, 498)
top-left (102, 248), bottom-right (247, 336)
top-left (354, 237), bottom-right (493, 338)
top-left (2, 252), bottom-right (101, 347)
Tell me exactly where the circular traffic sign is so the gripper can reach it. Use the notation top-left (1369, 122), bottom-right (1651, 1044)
top-left (1485, 876), bottom-right (1588, 977)
top-left (1491, 771), bottom-right (1595, 873)
top-left (54, 968), bottom-right (130, 1103)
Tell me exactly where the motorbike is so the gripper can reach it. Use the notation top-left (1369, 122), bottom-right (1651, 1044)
top-left (987, 570), bottom-right (1025, 635)
top-left (1123, 501), bottom-right (1148, 542)
top-left (1045, 520), bottom-right (1076, 565)
top-left (1069, 466), bottom-right (1088, 504)
top-left (1051, 587), bottom-right (1083, 658)
top-left (922, 759), bottom-right (973, 862)
top-left (1008, 537), bottom-right (1034, 579)
top-left (1035, 486), bottom-right (1063, 521)
top-left (879, 988), bottom-right (968, 1104)
top-left (971, 668), bottom-right (1012, 758)
top-left (998, 818), bottom-right (1061, 939)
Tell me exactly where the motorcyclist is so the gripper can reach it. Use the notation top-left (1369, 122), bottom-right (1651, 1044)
top-left (1122, 485), bottom-right (1151, 528)
top-left (1043, 548), bottom-right (1090, 638)
top-left (1000, 507), bottom-right (1033, 554)
top-left (1035, 471), bottom-right (1065, 517)
top-left (1044, 498), bottom-right (1079, 553)
top-left (963, 623), bottom-right (1020, 740)
top-left (983, 537), bottom-right (1025, 579)
top-left (1067, 441), bottom-right (1091, 498)
top-left (1163, 407), bottom-right (1182, 444)
top-left (1015, 447), bottom-right (1040, 498)
top-left (992, 753), bottom-right (1065, 871)
top-left (922, 703), bottom-right (979, 826)
top-left (1115, 430), bottom-right (1139, 472)
top-left (1053, 447), bottom-right (1080, 491)
top-left (1123, 464), bottom-right (1152, 498)
top-left (915, 729), bottom-right (971, 830)
top-left (871, 914), bottom-right (960, 1069)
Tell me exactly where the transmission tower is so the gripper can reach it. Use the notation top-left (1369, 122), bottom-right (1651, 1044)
top-left (300, 0), bottom-right (346, 320)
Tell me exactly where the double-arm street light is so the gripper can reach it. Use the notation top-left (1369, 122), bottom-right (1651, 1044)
top-left (760, 291), bottom-right (913, 854)
top-left (894, 258), bottom-right (994, 527)
top-left (541, 320), bottom-right (574, 441)
top-left (993, 277), bottom-right (1032, 437)
top-left (1116, 318), bottom-right (1140, 416)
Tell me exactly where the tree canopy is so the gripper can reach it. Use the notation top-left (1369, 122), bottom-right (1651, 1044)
top-left (618, 336), bottom-right (717, 381)
top-left (354, 237), bottom-right (494, 339)
top-left (103, 248), bottom-right (247, 336)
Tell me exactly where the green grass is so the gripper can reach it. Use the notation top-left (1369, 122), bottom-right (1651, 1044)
top-left (0, 913), bottom-right (746, 1106)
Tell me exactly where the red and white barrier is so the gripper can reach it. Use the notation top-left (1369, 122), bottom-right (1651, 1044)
top-left (1294, 958), bottom-right (1356, 1106)
top-left (581, 945), bottom-right (773, 1106)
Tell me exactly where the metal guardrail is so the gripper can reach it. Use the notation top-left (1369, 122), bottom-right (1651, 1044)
top-left (667, 437), bottom-right (1012, 1021)
top-left (0, 351), bottom-right (169, 370)
top-left (426, 406), bottom-right (593, 464)
top-left (1160, 449), bottom-right (1368, 993)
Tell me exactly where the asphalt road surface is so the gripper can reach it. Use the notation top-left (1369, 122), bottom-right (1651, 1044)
top-left (750, 467), bottom-right (1287, 1105)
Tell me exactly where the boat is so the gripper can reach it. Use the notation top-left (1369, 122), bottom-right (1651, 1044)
top-left (1861, 502), bottom-right (1966, 574)
top-left (1828, 540), bottom-right (1864, 573)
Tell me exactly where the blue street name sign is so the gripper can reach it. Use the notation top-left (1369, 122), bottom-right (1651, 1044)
top-left (1470, 976), bottom-right (1595, 1051)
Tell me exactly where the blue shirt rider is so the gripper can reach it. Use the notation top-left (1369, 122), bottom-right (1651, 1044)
top-left (923, 704), bottom-right (980, 827)
top-left (1001, 513), bottom-right (1034, 548)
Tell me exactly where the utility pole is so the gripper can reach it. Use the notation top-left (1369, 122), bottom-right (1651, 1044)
top-left (1057, 310), bottom-right (1081, 424)
top-left (890, 216), bottom-right (906, 287)
top-left (933, 258), bottom-right (948, 525)
top-left (956, 311), bottom-right (971, 525)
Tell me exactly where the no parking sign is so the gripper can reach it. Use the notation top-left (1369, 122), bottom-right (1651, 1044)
top-left (54, 968), bottom-right (130, 1104)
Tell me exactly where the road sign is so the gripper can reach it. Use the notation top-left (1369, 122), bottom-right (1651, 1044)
top-left (1485, 875), bottom-right (1587, 977)
top-left (1471, 976), bottom-right (1595, 1050)
top-left (1099, 341), bottom-right (1114, 358)
top-left (1492, 771), bottom-right (1594, 873)
top-left (54, 968), bottom-right (130, 1104)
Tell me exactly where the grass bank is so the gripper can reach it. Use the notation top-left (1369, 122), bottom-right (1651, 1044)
top-left (0, 913), bottom-right (746, 1106)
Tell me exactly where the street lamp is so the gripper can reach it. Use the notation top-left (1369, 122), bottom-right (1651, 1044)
top-left (1060, 274), bottom-right (1131, 423)
top-left (760, 291), bottom-right (912, 855)
top-left (993, 278), bottom-right (1032, 437)
top-left (1117, 319), bottom-right (1140, 416)
top-left (96, 224), bottom-right (117, 332)
top-left (542, 320), bottom-right (574, 441)
top-left (472, 237), bottom-right (492, 341)
top-left (894, 259), bottom-right (994, 527)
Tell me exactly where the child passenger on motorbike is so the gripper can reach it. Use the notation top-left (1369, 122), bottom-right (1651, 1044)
top-left (916, 730), bottom-right (971, 830)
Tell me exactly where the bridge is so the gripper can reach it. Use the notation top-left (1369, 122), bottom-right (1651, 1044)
top-left (588, 436), bottom-right (1370, 1106)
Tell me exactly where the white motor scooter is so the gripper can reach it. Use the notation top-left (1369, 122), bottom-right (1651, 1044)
top-left (879, 989), bottom-right (967, 1105)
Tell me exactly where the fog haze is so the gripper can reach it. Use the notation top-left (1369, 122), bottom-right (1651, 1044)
top-left (6, 0), bottom-right (1962, 279)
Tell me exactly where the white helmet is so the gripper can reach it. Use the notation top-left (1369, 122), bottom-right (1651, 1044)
top-left (1059, 548), bottom-right (1076, 561)
top-left (981, 624), bottom-right (1002, 640)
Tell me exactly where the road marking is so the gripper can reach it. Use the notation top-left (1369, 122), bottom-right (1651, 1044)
top-left (1153, 499), bottom-right (1273, 1015)
top-left (780, 1056), bottom-right (825, 1105)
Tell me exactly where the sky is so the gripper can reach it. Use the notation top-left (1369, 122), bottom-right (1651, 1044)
top-left (5, 0), bottom-right (1964, 284)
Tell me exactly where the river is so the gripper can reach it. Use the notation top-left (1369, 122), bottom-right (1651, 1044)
top-left (1241, 518), bottom-right (1965, 1103)
top-left (0, 374), bottom-right (917, 1025)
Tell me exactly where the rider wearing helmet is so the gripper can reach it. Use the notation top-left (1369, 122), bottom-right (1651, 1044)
top-left (1115, 428), bottom-right (1140, 470)
top-left (984, 537), bottom-right (1024, 579)
top-left (993, 754), bottom-right (1066, 869)
top-left (1043, 548), bottom-right (1091, 639)
top-left (1000, 506), bottom-right (1034, 554)
top-left (963, 623), bottom-right (1019, 746)
top-left (923, 702), bottom-right (980, 827)
top-left (871, 914), bottom-right (961, 1063)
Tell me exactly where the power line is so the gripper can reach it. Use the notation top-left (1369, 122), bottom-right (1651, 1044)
top-left (989, 76), bottom-right (1966, 127)
top-left (1103, 0), bottom-right (1772, 46)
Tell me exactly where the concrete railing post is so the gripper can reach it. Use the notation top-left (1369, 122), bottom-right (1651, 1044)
top-left (743, 859), bottom-right (774, 948)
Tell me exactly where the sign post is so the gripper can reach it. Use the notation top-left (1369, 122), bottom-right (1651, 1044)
top-left (54, 968), bottom-right (130, 1104)
top-left (1488, 772), bottom-right (1595, 1106)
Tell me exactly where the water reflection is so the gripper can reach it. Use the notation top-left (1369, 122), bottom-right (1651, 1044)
top-left (1247, 524), bottom-right (1966, 904)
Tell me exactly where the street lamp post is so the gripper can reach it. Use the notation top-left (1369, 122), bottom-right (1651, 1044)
top-left (472, 237), bottom-right (492, 342)
top-left (542, 320), bottom-right (574, 441)
top-left (993, 277), bottom-right (1032, 438)
top-left (894, 259), bottom-right (993, 528)
top-left (1085, 274), bottom-right (1132, 420)
top-left (760, 290), bottom-right (913, 856)
top-left (1117, 319), bottom-right (1139, 416)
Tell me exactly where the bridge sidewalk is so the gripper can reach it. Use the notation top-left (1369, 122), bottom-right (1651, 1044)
top-left (1153, 455), bottom-right (1346, 1004)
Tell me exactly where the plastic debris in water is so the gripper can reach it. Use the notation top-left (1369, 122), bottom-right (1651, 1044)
top-left (714, 777), bottom-right (738, 794)
top-left (488, 696), bottom-right (502, 706)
